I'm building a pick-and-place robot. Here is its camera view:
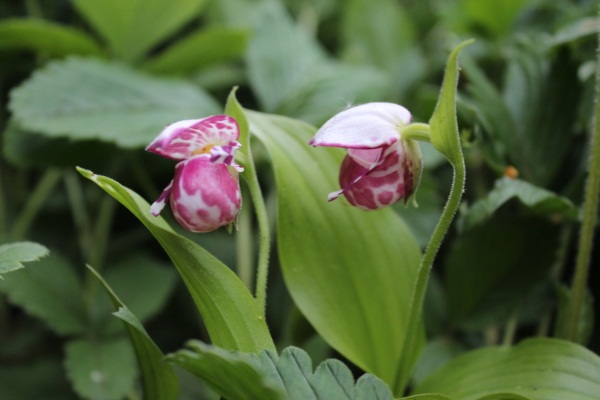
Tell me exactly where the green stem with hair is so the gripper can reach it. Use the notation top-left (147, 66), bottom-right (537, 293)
top-left (564, 25), bottom-right (600, 341)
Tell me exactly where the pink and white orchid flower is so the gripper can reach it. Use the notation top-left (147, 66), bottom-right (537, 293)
top-left (146, 115), bottom-right (243, 232)
top-left (309, 102), bottom-right (423, 210)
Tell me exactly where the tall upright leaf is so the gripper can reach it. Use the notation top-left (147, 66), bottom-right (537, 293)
top-left (246, 109), bottom-right (422, 387)
top-left (77, 168), bottom-right (274, 353)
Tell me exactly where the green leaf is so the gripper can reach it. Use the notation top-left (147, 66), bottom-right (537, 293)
top-left (459, 177), bottom-right (578, 231)
top-left (429, 40), bottom-right (474, 164)
top-left (0, 18), bottom-right (103, 57)
top-left (9, 58), bottom-right (219, 148)
top-left (72, 0), bottom-right (206, 62)
top-left (0, 253), bottom-right (87, 335)
top-left (87, 265), bottom-right (179, 400)
top-left (446, 210), bottom-right (560, 330)
top-left (3, 122), bottom-right (118, 169)
top-left (77, 167), bottom-right (274, 353)
top-left (64, 337), bottom-right (137, 400)
top-left (167, 341), bottom-right (394, 400)
top-left (400, 395), bottom-right (454, 400)
top-left (548, 17), bottom-right (599, 47)
top-left (554, 284), bottom-right (594, 345)
top-left (0, 359), bottom-right (72, 399)
top-left (143, 27), bottom-right (249, 75)
top-left (413, 338), bottom-right (600, 400)
top-left (247, 109), bottom-right (423, 386)
top-left (0, 241), bottom-right (48, 277)
top-left (461, 0), bottom-right (530, 38)
top-left (246, 2), bottom-right (389, 125)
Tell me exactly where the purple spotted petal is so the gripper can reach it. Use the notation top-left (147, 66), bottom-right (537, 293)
top-left (146, 115), bottom-right (240, 160)
top-left (209, 143), bottom-right (244, 172)
top-left (337, 141), bottom-right (422, 210)
top-left (308, 103), bottom-right (411, 149)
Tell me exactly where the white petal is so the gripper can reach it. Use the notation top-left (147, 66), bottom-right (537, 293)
top-left (308, 102), bottom-right (411, 149)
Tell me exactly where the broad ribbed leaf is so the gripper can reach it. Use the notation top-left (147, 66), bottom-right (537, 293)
top-left (0, 241), bottom-right (48, 277)
top-left (64, 338), bottom-right (136, 400)
top-left (167, 341), bottom-right (393, 400)
top-left (413, 338), bottom-right (600, 400)
top-left (0, 253), bottom-right (87, 335)
top-left (9, 58), bottom-right (219, 148)
top-left (73, 0), bottom-right (205, 62)
top-left (77, 167), bottom-right (274, 353)
top-left (0, 18), bottom-right (103, 57)
top-left (246, 109), bottom-right (422, 387)
top-left (88, 265), bottom-right (179, 400)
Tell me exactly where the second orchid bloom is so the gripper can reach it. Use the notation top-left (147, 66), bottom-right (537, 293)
top-left (309, 102), bottom-right (423, 210)
top-left (147, 116), bottom-right (243, 232)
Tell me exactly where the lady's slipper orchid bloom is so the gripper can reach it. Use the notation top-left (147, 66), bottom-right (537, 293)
top-left (146, 115), bottom-right (243, 232)
top-left (308, 102), bottom-right (423, 210)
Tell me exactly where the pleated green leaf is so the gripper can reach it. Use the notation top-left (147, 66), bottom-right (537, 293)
top-left (167, 341), bottom-right (393, 400)
top-left (9, 58), bottom-right (219, 148)
top-left (77, 167), bottom-right (274, 353)
top-left (413, 338), bottom-right (600, 400)
top-left (246, 108), bottom-right (422, 387)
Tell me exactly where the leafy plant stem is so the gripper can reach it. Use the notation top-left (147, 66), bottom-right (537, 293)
top-left (243, 168), bottom-right (270, 317)
top-left (64, 170), bottom-right (93, 261)
top-left (394, 153), bottom-right (466, 394)
top-left (502, 309), bottom-right (519, 346)
top-left (9, 168), bottom-right (62, 241)
top-left (89, 194), bottom-right (117, 270)
top-left (564, 27), bottom-right (600, 341)
top-left (236, 185), bottom-right (254, 290)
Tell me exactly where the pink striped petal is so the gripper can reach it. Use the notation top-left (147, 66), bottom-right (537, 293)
top-left (169, 155), bottom-right (241, 232)
top-left (210, 143), bottom-right (244, 172)
top-left (308, 103), bottom-right (411, 149)
top-left (146, 115), bottom-right (240, 160)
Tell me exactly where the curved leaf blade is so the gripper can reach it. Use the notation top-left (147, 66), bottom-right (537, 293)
top-left (247, 110), bottom-right (422, 386)
top-left (413, 338), bottom-right (600, 400)
top-left (459, 177), bottom-right (577, 231)
top-left (77, 167), bottom-right (274, 353)
top-left (87, 264), bottom-right (179, 400)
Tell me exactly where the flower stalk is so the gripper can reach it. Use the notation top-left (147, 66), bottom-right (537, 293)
top-left (564, 26), bottom-right (600, 341)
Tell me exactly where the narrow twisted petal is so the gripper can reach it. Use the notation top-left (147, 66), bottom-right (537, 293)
top-left (146, 115), bottom-right (240, 160)
top-left (308, 102), bottom-right (411, 149)
top-left (150, 180), bottom-right (173, 216)
top-left (210, 143), bottom-right (244, 172)
top-left (170, 155), bottom-right (242, 232)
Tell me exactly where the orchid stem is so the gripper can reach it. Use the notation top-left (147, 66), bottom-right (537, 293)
top-left (394, 146), bottom-right (466, 393)
top-left (564, 24), bottom-right (600, 341)
top-left (402, 123), bottom-right (432, 142)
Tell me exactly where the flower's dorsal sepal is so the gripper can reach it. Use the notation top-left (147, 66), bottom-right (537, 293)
top-left (146, 116), bottom-right (241, 161)
top-left (308, 102), bottom-right (411, 149)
